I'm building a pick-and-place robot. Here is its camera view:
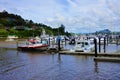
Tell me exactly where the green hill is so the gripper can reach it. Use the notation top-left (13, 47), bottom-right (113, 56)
top-left (0, 10), bottom-right (68, 37)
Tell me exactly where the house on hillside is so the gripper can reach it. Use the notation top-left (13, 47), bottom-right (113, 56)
top-left (13, 26), bottom-right (31, 31)
top-left (31, 26), bottom-right (39, 30)
top-left (13, 26), bottom-right (39, 31)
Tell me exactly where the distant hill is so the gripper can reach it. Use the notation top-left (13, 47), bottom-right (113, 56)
top-left (96, 29), bottom-right (111, 34)
top-left (99, 29), bottom-right (111, 33)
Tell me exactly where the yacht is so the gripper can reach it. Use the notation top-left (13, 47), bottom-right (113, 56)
top-left (74, 40), bottom-right (94, 52)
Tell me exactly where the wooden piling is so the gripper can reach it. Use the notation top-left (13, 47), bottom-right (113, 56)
top-left (106, 35), bottom-right (109, 45)
top-left (94, 38), bottom-right (97, 57)
top-left (116, 36), bottom-right (118, 45)
top-left (58, 39), bottom-right (60, 51)
top-left (98, 37), bottom-right (101, 53)
top-left (65, 37), bottom-right (66, 45)
top-left (49, 37), bottom-right (50, 45)
top-left (103, 37), bottom-right (106, 53)
top-left (16, 40), bottom-right (18, 50)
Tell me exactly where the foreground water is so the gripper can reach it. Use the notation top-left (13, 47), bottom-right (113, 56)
top-left (0, 48), bottom-right (120, 80)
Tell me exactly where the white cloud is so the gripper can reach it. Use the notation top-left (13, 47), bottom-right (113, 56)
top-left (0, 0), bottom-right (120, 33)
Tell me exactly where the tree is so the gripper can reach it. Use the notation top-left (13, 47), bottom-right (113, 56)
top-left (59, 24), bottom-right (65, 35)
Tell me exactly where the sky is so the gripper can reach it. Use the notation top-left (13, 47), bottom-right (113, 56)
top-left (0, 0), bottom-right (120, 33)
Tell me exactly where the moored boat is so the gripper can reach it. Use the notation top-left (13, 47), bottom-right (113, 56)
top-left (18, 39), bottom-right (49, 51)
top-left (74, 40), bottom-right (94, 52)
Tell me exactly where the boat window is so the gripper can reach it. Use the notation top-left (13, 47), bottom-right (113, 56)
top-left (85, 42), bottom-right (88, 45)
top-left (77, 42), bottom-right (81, 44)
top-left (82, 42), bottom-right (84, 44)
top-left (80, 42), bottom-right (84, 47)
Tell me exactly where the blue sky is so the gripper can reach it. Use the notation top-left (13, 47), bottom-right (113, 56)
top-left (0, 0), bottom-right (120, 33)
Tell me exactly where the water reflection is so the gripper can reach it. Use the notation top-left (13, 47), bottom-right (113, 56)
top-left (94, 60), bottom-right (99, 79)
top-left (58, 53), bottom-right (61, 62)
top-left (94, 61), bottom-right (98, 74)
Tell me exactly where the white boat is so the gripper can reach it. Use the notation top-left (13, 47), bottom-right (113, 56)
top-left (5, 35), bottom-right (18, 41)
top-left (74, 40), bottom-right (94, 52)
top-left (5, 38), bottom-right (14, 41)
top-left (7, 35), bottom-right (18, 39)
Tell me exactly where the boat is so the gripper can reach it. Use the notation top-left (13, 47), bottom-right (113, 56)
top-left (5, 38), bottom-right (15, 41)
top-left (18, 39), bottom-right (49, 51)
top-left (74, 40), bottom-right (94, 52)
top-left (5, 35), bottom-right (18, 41)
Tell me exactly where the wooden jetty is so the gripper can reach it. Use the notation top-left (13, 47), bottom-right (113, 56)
top-left (94, 57), bottom-right (120, 62)
top-left (59, 49), bottom-right (120, 62)
top-left (59, 50), bottom-right (120, 57)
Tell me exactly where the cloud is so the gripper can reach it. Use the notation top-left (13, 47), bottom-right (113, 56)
top-left (0, 0), bottom-right (120, 33)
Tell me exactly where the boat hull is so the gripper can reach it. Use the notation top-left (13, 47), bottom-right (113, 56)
top-left (18, 44), bottom-right (49, 51)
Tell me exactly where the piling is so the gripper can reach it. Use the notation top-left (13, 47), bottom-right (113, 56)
top-left (106, 35), bottom-right (109, 45)
top-left (94, 38), bottom-right (97, 57)
top-left (103, 37), bottom-right (106, 53)
top-left (98, 37), bottom-right (101, 53)
top-left (16, 40), bottom-right (18, 50)
top-left (116, 36), bottom-right (118, 45)
top-left (49, 37), bottom-right (50, 45)
top-left (58, 39), bottom-right (60, 51)
top-left (65, 37), bottom-right (66, 45)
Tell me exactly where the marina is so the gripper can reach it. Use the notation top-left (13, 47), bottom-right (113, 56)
top-left (1, 1), bottom-right (120, 79)
top-left (0, 38), bottom-right (120, 80)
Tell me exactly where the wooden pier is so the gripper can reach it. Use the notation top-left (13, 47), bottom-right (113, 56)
top-left (59, 50), bottom-right (120, 57)
top-left (59, 50), bottom-right (120, 62)
top-left (94, 57), bottom-right (120, 62)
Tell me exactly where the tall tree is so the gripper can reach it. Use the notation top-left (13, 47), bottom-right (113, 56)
top-left (59, 24), bottom-right (65, 35)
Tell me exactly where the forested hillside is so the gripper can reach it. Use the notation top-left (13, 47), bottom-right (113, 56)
top-left (0, 10), bottom-right (70, 37)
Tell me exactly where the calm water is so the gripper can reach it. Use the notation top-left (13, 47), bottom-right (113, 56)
top-left (0, 40), bottom-right (120, 80)
top-left (0, 48), bottom-right (120, 80)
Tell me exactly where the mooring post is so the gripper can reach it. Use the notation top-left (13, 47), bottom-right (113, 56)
top-left (58, 39), bottom-right (60, 51)
top-left (16, 40), bottom-right (18, 50)
top-left (49, 37), bottom-right (50, 45)
top-left (103, 37), bottom-right (106, 53)
top-left (106, 35), bottom-right (109, 45)
top-left (65, 37), bottom-right (66, 45)
top-left (94, 38), bottom-right (97, 57)
top-left (116, 36), bottom-right (118, 45)
top-left (98, 37), bottom-right (101, 53)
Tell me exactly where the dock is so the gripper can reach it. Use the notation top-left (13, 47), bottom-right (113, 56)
top-left (59, 50), bottom-right (120, 57)
top-left (59, 50), bottom-right (120, 62)
top-left (94, 57), bottom-right (120, 62)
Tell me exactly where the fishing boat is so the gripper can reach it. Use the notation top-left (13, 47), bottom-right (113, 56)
top-left (18, 39), bottom-right (49, 51)
top-left (74, 40), bottom-right (94, 52)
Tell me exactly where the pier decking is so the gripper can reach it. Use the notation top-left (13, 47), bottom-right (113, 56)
top-left (59, 50), bottom-right (120, 62)
top-left (59, 50), bottom-right (120, 57)
top-left (94, 57), bottom-right (120, 62)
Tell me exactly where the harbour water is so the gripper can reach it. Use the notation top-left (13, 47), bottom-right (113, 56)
top-left (0, 40), bottom-right (120, 80)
